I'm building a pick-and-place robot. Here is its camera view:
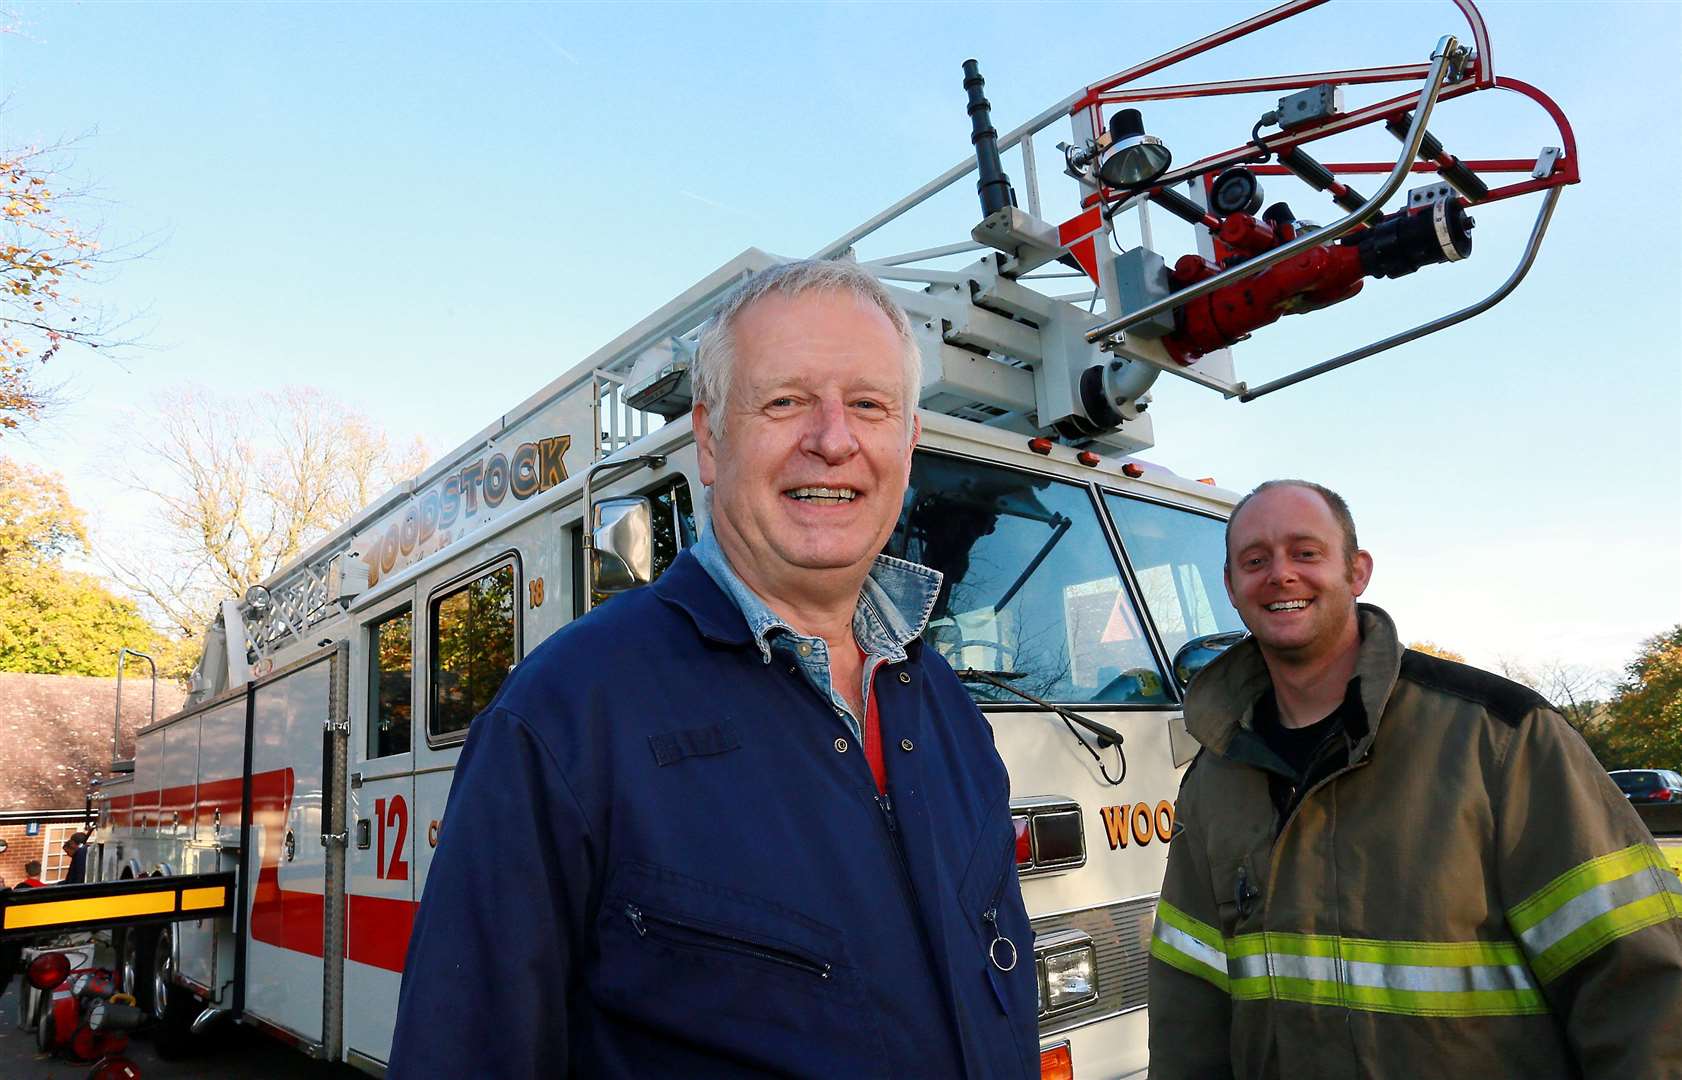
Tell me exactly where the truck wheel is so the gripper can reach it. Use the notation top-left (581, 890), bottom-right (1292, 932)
top-left (149, 927), bottom-right (200, 1061)
top-left (119, 927), bottom-right (156, 1015)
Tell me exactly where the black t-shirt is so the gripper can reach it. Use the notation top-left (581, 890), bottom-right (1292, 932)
top-left (1253, 676), bottom-right (1364, 782)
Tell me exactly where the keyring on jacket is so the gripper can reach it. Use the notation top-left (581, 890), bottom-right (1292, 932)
top-left (989, 935), bottom-right (1018, 972)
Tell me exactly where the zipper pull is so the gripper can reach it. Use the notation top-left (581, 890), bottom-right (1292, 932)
top-left (982, 907), bottom-right (1018, 972)
top-left (625, 904), bottom-right (646, 937)
top-left (876, 793), bottom-right (898, 832)
top-left (1235, 866), bottom-right (1258, 918)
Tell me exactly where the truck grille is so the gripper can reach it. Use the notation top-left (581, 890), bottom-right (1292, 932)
top-left (1033, 894), bottom-right (1157, 1036)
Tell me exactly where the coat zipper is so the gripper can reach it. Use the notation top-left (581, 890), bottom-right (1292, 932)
top-left (623, 903), bottom-right (832, 979)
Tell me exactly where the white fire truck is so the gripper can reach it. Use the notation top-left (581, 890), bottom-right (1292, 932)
top-left (1, 2), bottom-right (1578, 1076)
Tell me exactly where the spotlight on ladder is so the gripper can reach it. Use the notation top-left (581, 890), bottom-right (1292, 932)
top-left (1098, 109), bottom-right (1172, 189)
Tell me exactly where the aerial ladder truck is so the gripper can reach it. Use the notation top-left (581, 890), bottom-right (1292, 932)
top-left (4, 3), bottom-right (1578, 1076)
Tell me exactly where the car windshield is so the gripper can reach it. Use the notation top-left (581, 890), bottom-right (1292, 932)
top-left (1613, 772), bottom-right (1660, 793)
top-left (1103, 493), bottom-right (1246, 659)
top-left (887, 453), bottom-right (1169, 706)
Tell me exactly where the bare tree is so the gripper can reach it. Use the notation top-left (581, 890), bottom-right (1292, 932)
top-left (2, 137), bottom-right (145, 432)
top-left (103, 385), bottom-right (427, 639)
top-left (1497, 658), bottom-right (1609, 727)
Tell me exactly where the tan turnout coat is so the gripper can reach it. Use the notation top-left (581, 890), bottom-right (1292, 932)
top-left (1149, 605), bottom-right (1682, 1079)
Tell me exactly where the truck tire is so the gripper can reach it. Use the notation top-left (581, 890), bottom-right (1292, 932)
top-left (119, 927), bottom-right (157, 1015)
top-left (149, 927), bottom-right (200, 1061)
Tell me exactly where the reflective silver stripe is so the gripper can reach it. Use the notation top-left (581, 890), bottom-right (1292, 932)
top-left (1236, 952), bottom-right (1539, 994)
top-left (1343, 959), bottom-right (1536, 993)
top-left (1229, 952), bottom-right (1269, 980)
top-left (1267, 952), bottom-right (1337, 982)
top-left (1518, 866), bottom-right (1674, 957)
top-left (1154, 919), bottom-right (1227, 973)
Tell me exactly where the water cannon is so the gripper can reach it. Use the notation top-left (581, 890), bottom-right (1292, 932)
top-left (1154, 165), bottom-right (1475, 365)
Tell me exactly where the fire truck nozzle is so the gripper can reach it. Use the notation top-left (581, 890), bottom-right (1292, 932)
top-left (1346, 198), bottom-right (1474, 279)
top-left (962, 59), bottom-right (1016, 218)
top-left (1161, 198), bottom-right (1475, 365)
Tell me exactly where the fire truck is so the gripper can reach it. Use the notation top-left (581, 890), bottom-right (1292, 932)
top-left (1, 2), bottom-right (1577, 1076)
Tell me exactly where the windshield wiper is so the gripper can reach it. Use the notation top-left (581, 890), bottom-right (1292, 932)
top-left (993, 514), bottom-right (1071, 613)
top-left (956, 668), bottom-right (1127, 786)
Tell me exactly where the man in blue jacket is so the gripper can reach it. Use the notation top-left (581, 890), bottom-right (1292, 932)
top-left (391, 259), bottom-right (1039, 1077)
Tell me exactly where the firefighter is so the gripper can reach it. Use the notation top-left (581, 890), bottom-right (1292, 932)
top-left (391, 260), bottom-right (1038, 1077)
top-left (1148, 480), bottom-right (1682, 1078)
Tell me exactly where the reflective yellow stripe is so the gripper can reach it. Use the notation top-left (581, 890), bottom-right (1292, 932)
top-left (3, 891), bottom-right (175, 930)
top-left (1508, 843), bottom-right (1682, 982)
top-left (179, 887), bottom-right (226, 911)
top-left (1153, 915), bottom-right (1548, 1015)
top-left (1151, 901), bottom-right (1229, 992)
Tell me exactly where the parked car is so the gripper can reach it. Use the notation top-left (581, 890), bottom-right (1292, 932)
top-left (1609, 769), bottom-right (1682, 836)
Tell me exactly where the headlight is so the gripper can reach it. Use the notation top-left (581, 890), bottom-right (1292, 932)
top-left (1035, 929), bottom-right (1098, 1016)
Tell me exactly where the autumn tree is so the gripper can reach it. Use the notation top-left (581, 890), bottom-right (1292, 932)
top-left (105, 386), bottom-right (427, 642)
top-left (0, 456), bottom-right (159, 674)
top-left (1603, 626), bottom-right (1682, 769)
top-left (2, 143), bottom-right (120, 431)
top-left (1408, 641), bottom-right (1466, 663)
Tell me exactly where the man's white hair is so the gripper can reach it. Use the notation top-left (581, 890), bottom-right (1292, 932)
top-left (692, 259), bottom-right (923, 441)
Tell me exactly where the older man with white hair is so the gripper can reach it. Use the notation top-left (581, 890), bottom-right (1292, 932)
top-left (393, 260), bottom-right (1039, 1078)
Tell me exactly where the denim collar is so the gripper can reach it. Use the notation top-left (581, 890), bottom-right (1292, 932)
top-left (691, 528), bottom-right (941, 667)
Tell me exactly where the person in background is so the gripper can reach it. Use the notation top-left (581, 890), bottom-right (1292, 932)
top-left (1149, 479), bottom-right (1682, 1079)
top-left (62, 832), bottom-right (89, 885)
top-left (18, 861), bottom-right (46, 889)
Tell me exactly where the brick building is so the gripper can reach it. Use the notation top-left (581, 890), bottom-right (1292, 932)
top-left (0, 672), bottom-right (185, 885)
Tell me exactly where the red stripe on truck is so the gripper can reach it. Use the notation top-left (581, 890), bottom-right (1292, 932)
top-left (346, 893), bottom-right (418, 972)
top-left (104, 769), bottom-right (420, 969)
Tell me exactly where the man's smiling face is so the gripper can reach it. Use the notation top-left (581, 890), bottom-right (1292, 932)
top-left (695, 288), bottom-right (918, 605)
top-left (1224, 484), bottom-right (1372, 666)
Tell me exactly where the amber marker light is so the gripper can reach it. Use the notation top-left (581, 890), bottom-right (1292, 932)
top-left (1039, 1041), bottom-right (1074, 1080)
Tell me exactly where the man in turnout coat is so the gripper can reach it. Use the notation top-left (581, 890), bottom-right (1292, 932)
top-left (391, 261), bottom-right (1039, 1078)
top-left (1148, 479), bottom-right (1682, 1079)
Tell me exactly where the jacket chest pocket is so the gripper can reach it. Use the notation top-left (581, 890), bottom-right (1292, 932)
top-left (620, 903), bottom-right (834, 981)
top-left (593, 860), bottom-right (886, 1076)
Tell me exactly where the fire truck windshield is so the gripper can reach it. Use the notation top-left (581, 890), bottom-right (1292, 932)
top-left (1102, 493), bottom-right (1245, 659)
top-left (888, 452), bottom-right (1169, 707)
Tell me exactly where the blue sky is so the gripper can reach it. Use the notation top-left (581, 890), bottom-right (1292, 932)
top-left (3, 1), bottom-right (1678, 681)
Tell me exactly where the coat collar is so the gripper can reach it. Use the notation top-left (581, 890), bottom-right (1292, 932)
top-left (1184, 603), bottom-right (1404, 761)
top-left (685, 528), bottom-right (942, 665)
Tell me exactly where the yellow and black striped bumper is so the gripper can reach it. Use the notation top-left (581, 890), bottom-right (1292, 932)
top-left (0, 871), bottom-right (236, 938)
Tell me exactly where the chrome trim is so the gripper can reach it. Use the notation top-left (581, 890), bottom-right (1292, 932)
top-left (1036, 929), bottom-right (1100, 1019)
top-left (1032, 891), bottom-right (1161, 922)
top-left (346, 1048), bottom-right (389, 1078)
top-left (1012, 797), bottom-right (1088, 877)
top-left (1031, 894), bottom-right (1157, 1034)
top-left (1041, 1003), bottom-right (1144, 1039)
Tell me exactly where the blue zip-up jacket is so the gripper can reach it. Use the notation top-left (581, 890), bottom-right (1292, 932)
top-left (390, 550), bottom-right (1039, 1078)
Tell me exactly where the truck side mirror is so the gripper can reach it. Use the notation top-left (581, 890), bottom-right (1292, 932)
top-left (592, 497), bottom-right (655, 593)
top-left (1170, 631), bottom-right (1248, 695)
